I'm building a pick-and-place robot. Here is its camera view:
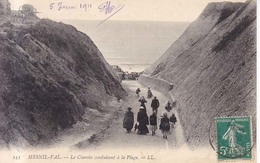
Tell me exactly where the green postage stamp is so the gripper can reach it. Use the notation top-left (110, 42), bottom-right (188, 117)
top-left (216, 116), bottom-right (252, 160)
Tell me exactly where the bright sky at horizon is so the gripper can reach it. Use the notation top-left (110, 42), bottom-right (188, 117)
top-left (9, 0), bottom-right (245, 22)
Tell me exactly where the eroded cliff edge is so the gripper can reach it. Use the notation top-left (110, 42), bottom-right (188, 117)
top-left (0, 19), bottom-right (126, 148)
top-left (140, 0), bottom-right (256, 147)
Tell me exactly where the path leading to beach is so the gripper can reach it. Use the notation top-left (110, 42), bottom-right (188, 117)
top-left (89, 80), bottom-right (187, 151)
top-left (32, 80), bottom-right (218, 162)
top-left (46, 80), bottom-right (188, 153)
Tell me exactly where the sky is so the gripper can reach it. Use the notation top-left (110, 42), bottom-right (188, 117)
top-left (9, 0), bottom-right (245, 22)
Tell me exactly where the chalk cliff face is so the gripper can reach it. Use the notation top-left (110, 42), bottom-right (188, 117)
top-left (0, 19), bottom-right (126, 147)
top-left (142, 0), bottom-right (256, 147)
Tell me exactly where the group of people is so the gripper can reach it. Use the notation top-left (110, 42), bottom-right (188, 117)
top-left (136, 87), bottom-right (153, 98)
top-left (123, 87), bottom-right (177, 139)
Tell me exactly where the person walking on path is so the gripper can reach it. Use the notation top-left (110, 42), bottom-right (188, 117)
top-left (136, 88), bottom-right (141, 97)
top-left (159, 113), bottom-right (170, 139)
top-left (164, 101), bottom-right (175, 133)
top-left (147, 87), bottom-right (153, 98)
top-left (151, 96), bottom-right (160, 115)
top-left (137, 106), bottom-right (149, 135)
top-left (169, 113), bottom-right (177, 129)
top-left (123, 107), bottom-right (134, 133)
top-left (149, 111), bottom-right (157, 136)
top-left (165, 101), bottom-right (172, 112)
top-left (138, 96), bottom-right (147, 112)
top-left (164, 102), bottom-right (174, 117)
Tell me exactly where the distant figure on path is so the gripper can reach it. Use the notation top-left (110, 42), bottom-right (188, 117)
top-left (151, 96), bottom-right (160, 115)
top-left (137, 106), bottom-right (149, 135)
top-left (160, 113), bottom-right (170, 139)
top-left (165, 101), bottom-right (172, 112)
top-left (123, 107), bottom-right (134, 133)
top-left (149, 111), bottom-right (157, 136)
top-left (136, 88), bottom-right (141, 97)
top-left (147, 87), bottom-right (153, 98)
top-left (138, 96), bottom-right (147, 112)
top-left (169, 113), bottom-right (177, 129)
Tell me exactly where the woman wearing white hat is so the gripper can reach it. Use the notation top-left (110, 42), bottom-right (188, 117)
top-left (147, 87), bottom-right (153, 98)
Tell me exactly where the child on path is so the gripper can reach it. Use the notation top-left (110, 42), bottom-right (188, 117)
top-left (149, 111), bottom-right (157, 136)
top-left (159, 113), bottom-right (170, 139)
top-left (169, 113), bottom-right (177, 129)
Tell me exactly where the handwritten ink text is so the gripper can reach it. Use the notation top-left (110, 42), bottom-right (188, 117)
top-left (97, 1), bottom-right (125, 25)
top-left (50, 2), bottom-right (76, 11)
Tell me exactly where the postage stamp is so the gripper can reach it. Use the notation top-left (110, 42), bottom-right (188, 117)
top-left (216, 116), bottom-right (252, 160)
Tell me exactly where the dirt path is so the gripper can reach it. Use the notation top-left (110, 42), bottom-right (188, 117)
top-left (45, 80), bottom-right (187, 153)
top-left (18, 81), bottom-right (220, 162)
top-left (88, 80), bottom-right (187, 151)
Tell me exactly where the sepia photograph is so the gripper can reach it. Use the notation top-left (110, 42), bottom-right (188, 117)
top-left (0, 0), bottom-right (256, 162)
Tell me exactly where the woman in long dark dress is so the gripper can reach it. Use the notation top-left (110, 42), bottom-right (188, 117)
top-left (137, 106), bottom-right (149, 135)
top-left (123, 107), bottom-right (134, 133)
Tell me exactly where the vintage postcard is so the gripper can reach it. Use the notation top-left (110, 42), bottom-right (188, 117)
top-left (0, 0), bottom-right (256, 162)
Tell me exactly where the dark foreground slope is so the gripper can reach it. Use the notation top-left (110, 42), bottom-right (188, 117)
top-left (140, 0), bottom-right (256, 147)
top-left (0, 19), bottom-right (126, 148)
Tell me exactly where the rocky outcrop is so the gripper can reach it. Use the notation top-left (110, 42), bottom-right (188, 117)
top-left (141, 0), bottom-right (256, 147)
top-left (0, 0), bottom-right (11, 15)
top-left (0, 19), bottom-right (126, 148)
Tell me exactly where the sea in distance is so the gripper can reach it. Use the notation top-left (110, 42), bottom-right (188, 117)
top-left (57, 20), bottom-right (190, 72)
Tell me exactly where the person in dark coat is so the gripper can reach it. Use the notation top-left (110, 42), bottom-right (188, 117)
top-left (123, 107), bottom-right (134, 133)
top-left (160, 113), bottom-right (170, 139)
top-left (149, 111), bottom-right (157, 135)
top-left (169, 113), bottom-right (177, 128)
top-left (138, 96), bottom-right (147, 112)
top-left (137, 106), bottom-right (149, 135)
top-left (165, 101), bottom-right (172, 112)
top-left (136, 88), bottom-right (141, 97)
top-left (151, 96), bottom-right (160, 115)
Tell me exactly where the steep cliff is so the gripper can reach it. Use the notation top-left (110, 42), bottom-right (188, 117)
top-left (0, 19), bottom-right (126, 148)
top-left (141, 0), bottom-right (256, 147)
top-left (0, 0), bottom-right (11, 15)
